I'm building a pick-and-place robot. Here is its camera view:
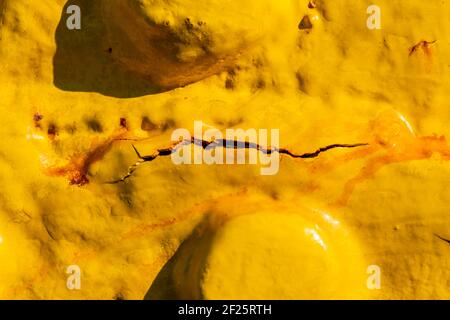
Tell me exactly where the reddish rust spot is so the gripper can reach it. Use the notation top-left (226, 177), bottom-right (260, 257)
top-left (409, 40), bottom-right (436, 57)
top-left (47, 124), bottom-right (57, 139)
top-left (46, 129), bottom-right (128, 185)
top-left (308, 1), bottom-right (316, 9)
top-left (33, 113), bottom-right (43, 128)
top-left (120, 117), bottom-right (128, 129)
top-left (298, 15), bottom-right (313, 30)
top-left (33, 113), bottom-right (43, 122)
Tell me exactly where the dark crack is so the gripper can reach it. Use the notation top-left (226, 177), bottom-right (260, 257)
top-left (107, 138), bottom-right (368, 184)
top-left (435, 234), bottom-right (450, 245)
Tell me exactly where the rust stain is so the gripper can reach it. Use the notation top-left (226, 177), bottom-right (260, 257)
top-left (335, 134), bottom-right (450, 206)
top-left (409, 40), bottom-right (436, 57)
top-left (45, 128), bottom-right (128, 185)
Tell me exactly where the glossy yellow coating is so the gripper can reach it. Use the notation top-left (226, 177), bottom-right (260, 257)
top-left (161, 196), bottom-right (368, 300)
top-left (0, 0), bottom-right (449, 299)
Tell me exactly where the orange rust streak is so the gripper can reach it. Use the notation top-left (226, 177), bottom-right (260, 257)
top-left (335, 135), bottom-right (450, 206)
top-left (409, 40), bottom-right (436, 57)
top-left (69, 189), bottom-right (248, 265)
top-left (45, 129), bottom-right (128, 185)
top-left (119, 189), bottom-right (248, 241)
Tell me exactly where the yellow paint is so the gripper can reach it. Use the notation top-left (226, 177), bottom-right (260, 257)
top-left (167, 197), bottom-right (368, 299)
top-left (0, 0), bottom-right (449, 299)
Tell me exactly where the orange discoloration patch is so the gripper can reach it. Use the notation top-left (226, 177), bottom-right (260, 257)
top-left (45, 128), bottom-right (129, 185)
top-left (335, 134), bottom-right (450, 206)
top-left (409, 40), bottom-right (437, 57)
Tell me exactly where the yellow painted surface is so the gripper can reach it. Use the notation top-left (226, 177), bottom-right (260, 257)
top-left (0, 0), bottom-right (449, 299)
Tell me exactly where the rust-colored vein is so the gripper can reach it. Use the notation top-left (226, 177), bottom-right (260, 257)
top-left (409, 40), bottom-right (436, 57)
top-left (335, 135), bottom-right (450, 206)
top-left (45, 128), bottom-right (128, 185)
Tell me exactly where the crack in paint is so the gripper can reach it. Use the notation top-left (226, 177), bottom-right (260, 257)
top-left (435, 234), bottom-right (450, 245)
top-left (108, 138), bottom-right (368, 183)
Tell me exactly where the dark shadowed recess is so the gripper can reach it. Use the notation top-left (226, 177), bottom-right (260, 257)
top-left (144, 248), bottom-right (181, 300)
top-left (53, 0), bottom-right (159, 98)
top-left (145, 220), bottom-right (214, 300)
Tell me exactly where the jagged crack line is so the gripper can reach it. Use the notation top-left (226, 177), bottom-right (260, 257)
top-left (107, 138), bottom-right (369, 184)
top-left (435, 234), bottom-right (450, 245)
